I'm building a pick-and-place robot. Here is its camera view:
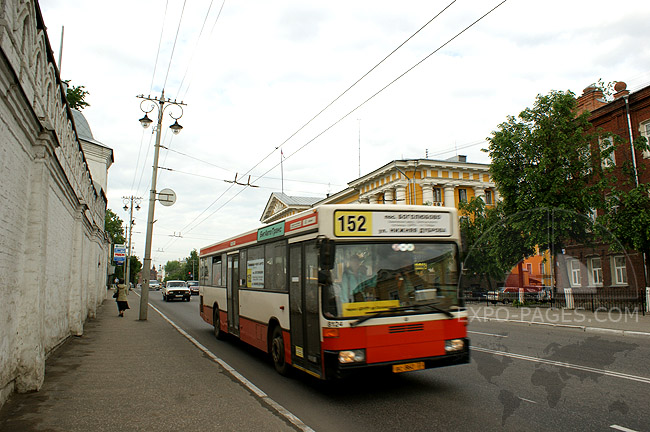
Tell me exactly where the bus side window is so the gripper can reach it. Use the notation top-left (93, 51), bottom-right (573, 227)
top-left (265, 241), bottom-right (287, 291)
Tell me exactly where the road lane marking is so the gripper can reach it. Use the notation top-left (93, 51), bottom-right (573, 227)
top-left (473, 346), bottom-right (650, 385)
top-left (134, 292), bottom-right (315, 432)
top-left (468, 330), bottom-right (508, 338)
top-left (610, 425), bottom-right (639, 432)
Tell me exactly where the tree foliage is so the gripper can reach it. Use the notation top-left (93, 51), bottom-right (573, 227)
top-left (458, 198), bottom-right (533, 290)
top-left (105, 209), bottom-right (125, 245)
top-left (164, 249), bottom-right (200, 282)
top-left (64, 80), bottom-right (90, 110)
top-left (487, 90), bottom-right (606, 252)
top-left (114, 256), bottom-right (143, 285)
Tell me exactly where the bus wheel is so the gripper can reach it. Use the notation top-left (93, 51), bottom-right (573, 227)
top-left (213, 308), bottom-right (224, 340)
top-left (271, 326), bottom-right (290, 376)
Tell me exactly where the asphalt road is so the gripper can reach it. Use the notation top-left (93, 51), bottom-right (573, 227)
top-left (145, 290), bottom-right (650, 432)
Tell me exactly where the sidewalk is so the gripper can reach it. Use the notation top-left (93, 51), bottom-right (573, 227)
top-left (467, 304), bottom-right (650, 337)
top-left (0, 291), bottom-right (298, 432)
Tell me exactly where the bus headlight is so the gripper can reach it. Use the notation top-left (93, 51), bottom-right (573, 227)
top-left (445, 339), bottom-right (464, 353)
top-left (338, 349), bottom-right (366, 364)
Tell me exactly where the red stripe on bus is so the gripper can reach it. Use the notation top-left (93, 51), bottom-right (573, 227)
top-left (200, 232), bottom-right (258, 255)
top-left (284, 211), bottom-right (318, 234)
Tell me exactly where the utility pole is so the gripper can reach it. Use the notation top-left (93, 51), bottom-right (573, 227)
top-left (137, 91), bottom-right (185, 320)
top-left (122, 196), bottom-right (141, 289)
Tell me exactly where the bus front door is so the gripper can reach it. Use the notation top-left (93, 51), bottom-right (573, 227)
top-left (227, 254), bottom-right (240, 337)
top-left (289, 241), bottom-right (322, 377)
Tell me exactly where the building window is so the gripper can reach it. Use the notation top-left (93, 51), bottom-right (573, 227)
top-left (600, 136), bottom-right (616, 168)
top-left (484, 190), bottom-right (493, 205)
top-left (526, 263), bottom-right (532, 274)
top-left (569, 259), bottom-right (581, 287)
top-left (432, 187), bottom-right (442, 203)
top-left (539, 263), bottom-right (545, 275)
top-left (588, 257), bottom-right (603, 286)
top-left (612, 256), bottom-right (627, 285)
top-left (640, 120), bottom-right (650, 159)
top-left (458, 188), bottom-right (467, 203)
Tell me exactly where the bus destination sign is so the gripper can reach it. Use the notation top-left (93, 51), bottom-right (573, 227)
top-left (258, 221), bottom-right (285, 241)
top-left (334, 210), bottom-right (451, 237)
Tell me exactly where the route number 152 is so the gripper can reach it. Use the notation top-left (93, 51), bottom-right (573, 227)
top-left (334, 211), bottom-right (372, 236)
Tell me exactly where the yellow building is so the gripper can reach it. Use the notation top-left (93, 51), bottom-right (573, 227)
top-left (261, 156), bottom-right (496, 223)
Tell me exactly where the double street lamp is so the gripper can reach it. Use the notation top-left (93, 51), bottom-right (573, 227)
top-left (137, 90), bottom-right (186, 320)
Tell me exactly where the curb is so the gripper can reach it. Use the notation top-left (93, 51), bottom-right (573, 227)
top-left (470, 315), bottom-right (650, 338)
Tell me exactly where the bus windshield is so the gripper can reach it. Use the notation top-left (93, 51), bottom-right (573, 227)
top-left (323, 242), bottom-right (460, 319)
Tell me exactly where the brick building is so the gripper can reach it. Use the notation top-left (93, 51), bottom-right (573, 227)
top-left (558, 82), bottom-right (650, 296)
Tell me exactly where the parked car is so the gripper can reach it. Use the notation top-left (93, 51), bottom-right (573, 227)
top-left (162, 280), bottom-right (190, 302)
top-left (148, 280), bottom-right (161, 290)
top-left (186, 280), bottom-right (199, 295)
top-left (487, 286), bottom-right (548, 304)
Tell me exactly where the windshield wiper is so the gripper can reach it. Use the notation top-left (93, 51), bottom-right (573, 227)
top-left (349, 302), bottom-right (453, 327)
top-left (417, 302), bottom-right (454, 318)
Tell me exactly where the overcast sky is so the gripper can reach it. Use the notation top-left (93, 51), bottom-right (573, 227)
top-left (39, 0), bottom-right (650, 271)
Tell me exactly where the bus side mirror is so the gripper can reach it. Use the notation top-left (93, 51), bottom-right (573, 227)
top-left (319, 239), bottom-right (336, 270)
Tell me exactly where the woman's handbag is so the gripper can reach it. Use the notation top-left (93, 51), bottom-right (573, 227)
top-left (113, 291), bottom-right (118, 299)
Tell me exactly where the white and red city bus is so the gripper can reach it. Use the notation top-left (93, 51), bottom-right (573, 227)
top-left (198, 204), bottom-right (469, 379)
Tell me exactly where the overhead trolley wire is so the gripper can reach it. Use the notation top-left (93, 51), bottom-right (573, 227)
top-left (232, 0), bottom-right (460, 186)
top-left (175, 0), bottom-right (460, 238)
top-left (250, 1), bottom-right (508, 190)
top-left (149, 0), bottom-right (170, 94)
top-left (166, 0), bottom-right (509, 247)
top-left (177, 0), bottom-right (228, 99)
top-left (163, 0), bottom-right (188, 90)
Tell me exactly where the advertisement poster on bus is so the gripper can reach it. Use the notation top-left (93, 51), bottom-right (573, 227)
top-left (247, 258), bottom-right (264, 288)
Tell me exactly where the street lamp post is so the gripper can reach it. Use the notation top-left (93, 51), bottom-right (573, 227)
top-left (137, 90), bottom-right (185, 320)
top-left (122, 196), bottom-right (141, 290)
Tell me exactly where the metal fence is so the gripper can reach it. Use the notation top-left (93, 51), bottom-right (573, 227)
top-left (463, 286), bottom-right (647, 315)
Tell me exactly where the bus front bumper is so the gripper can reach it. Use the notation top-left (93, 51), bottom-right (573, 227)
top-left (323, 338), bottom-right (470, 379)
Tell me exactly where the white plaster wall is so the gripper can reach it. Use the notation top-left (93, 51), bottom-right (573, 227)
top-left (0, 0), bottom-right (112, 409)
top-left (0, 77), bottom-right (33, 405)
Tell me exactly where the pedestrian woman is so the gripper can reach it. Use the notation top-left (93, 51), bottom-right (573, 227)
top-left (114, 280), bottom-right (130, 317)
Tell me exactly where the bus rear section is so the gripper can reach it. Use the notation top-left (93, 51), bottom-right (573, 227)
top-left (199, 204), bottom-right (469, 379)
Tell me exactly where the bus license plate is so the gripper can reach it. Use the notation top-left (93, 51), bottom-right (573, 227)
top-left (392, 361), bottom-right (425, 373)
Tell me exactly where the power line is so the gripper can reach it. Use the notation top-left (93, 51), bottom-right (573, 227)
top-left (164, 147), bottom-right (345, 186)
top-left (162, 0), bottom-right (188, 90)
top-left (177, 0), bottom-right (228, 99)
top-left (252, 1), bottom-right (508, 185)
top-left (166, 1), bottom-right (508, 243)
top-left (149, 0), bottom-right (170, 94)
top-left (228, 0), bottom-right (460, 189)
top-left (174, 1), bottom-right (461, 237)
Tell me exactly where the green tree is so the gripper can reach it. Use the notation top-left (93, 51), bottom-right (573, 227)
top-left (105, 209), bottom-right (126, 245)
top-left (64, 80), bottom-right (90, 110)
top-left (164, 260), bottom-right (183, 281)
top-left (183, 249), bottom-right (199, 281)
top-left (165, 249), bottom-right (201, 281)
top-left (487, 90), bottom-right (606, 254)
top-left (126, 256), bottom-right (143, 285)
top-left (458, 198), bottom-right (533, 291)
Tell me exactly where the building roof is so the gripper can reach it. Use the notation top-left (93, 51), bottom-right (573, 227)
top-left (71, 110), bottom-right (114, 156)
top-left (260, 192), bottom-right (322, 224)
